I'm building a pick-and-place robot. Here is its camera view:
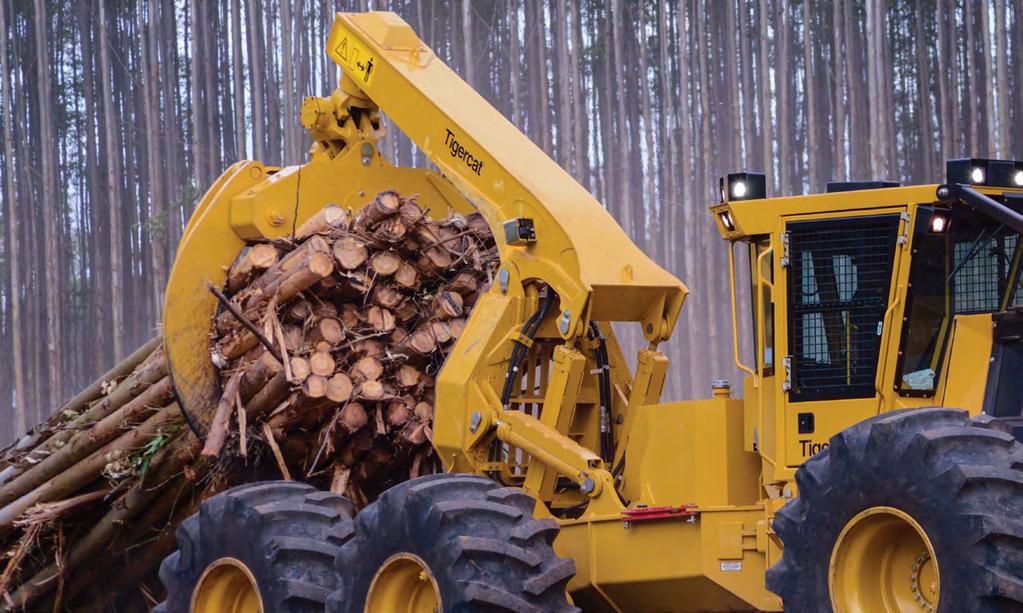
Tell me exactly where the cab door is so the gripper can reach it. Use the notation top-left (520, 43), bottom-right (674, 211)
top-left (777, 210), bottom-right (908, 467)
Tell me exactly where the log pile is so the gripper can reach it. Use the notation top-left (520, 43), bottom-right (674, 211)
top-left (0, 191), bottom-right (497, 610)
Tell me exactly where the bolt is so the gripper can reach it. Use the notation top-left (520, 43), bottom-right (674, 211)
top-left (559, 309), bottom-right (571, 335)
top-left (469, 411), bottom-right (482, 433)
top-left (267, 209), bottom-right (286, 227)
top-left (498, 268), bottom-right (509, 294)
top-left (580, 477), bottom-right (595, 494)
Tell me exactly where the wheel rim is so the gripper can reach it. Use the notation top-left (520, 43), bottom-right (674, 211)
top-left (829, 506), bottom-right (939, 613)
top-left (191, 557), bottom-right (263, 613)
top-left (365, 553), bottom-right (441, 613)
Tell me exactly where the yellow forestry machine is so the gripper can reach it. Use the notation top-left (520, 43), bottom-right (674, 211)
top-left (156, 11), bottom-right (1023, 613)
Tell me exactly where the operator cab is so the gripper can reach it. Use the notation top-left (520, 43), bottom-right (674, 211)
top-left (711, 158), bottom-right (1023, 481)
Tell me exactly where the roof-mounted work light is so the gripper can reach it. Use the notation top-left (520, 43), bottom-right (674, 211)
top-left (718, 172), bottom-right (766, 204)
top-left (946, 158), bottom-right (1023, 188)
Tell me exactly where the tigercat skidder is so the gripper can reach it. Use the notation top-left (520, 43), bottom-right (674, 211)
top-left (154, 11), bottom-right (1023, 613)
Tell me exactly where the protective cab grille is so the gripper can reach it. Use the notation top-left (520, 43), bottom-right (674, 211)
top-left (787, 215), bottom-right (900, 401)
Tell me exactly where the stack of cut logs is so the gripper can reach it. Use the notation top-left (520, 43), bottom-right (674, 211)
top-left (0, 191), bottom-right (497, 610)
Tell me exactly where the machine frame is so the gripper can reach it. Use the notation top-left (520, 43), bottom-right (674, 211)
top-left (160, 11), bottom-right (1023, 612)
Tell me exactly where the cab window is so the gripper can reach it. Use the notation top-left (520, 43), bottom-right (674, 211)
top-left (750, 238), bottom-right (775, 375)
top-left (896, 207), bottom-right (1022, 395)
top-left (786, 215), bottom-right (901, 401)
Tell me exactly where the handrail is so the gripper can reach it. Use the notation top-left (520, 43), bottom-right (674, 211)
top-left (729, 243), bottom-right (757, 384)
top-left (755, 246), bottom-right (774, 453)
top-left (874, 286), bottom-right (903, 397)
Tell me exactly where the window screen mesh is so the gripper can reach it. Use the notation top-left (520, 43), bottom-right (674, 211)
top-left (787, 216), bottom-right (899, 401)
top-left (952, 233), bottom-right (1017, 313)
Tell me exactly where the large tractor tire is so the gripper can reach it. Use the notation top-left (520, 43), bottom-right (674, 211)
top-left (157, 481), bottom-right (355, 613)
top-left (326, 473), bottom-right (579, 613)
top-left (767, 408), bottom-right (1023, 612)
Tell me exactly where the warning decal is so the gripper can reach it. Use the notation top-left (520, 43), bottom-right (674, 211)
top-left (331, 28), bottom-right (377, 88)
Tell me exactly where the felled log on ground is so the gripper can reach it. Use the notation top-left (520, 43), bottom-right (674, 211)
top-left (0, 190), bottom-right (498, 610)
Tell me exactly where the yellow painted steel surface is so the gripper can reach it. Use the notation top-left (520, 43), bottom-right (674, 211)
top-left (160, 8), bottom-right (1023, 612)
top-left (829, 507), bottom-right (939, 612)
top-left (323, 12), bottom-right (686, 343)
top-left (938, 313), bottom-right (993, 412)
top-left (190, 557), bottom-right (263, 613)
top-left (365, 554), bottom-right (442, 613)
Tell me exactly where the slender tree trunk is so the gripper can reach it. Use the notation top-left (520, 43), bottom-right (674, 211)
top-left (866, 0), bottom-right (885, 177)
top-left (33, 0), bottom-right (63, 407)
top-left (555, 0), bottom-right (572, 171)
top-left (831, 0), bottom-right (846, 179)
top-left (995, 0), bottom-right (1009, 157)
top-left (936, 0), bottom-right (952, 163)
top-left (610, 0), bottom-right (631, 237)
top-left (738, 0), bottom-right (756, 169)
top-left (507, 0), bottom-right (521, 128)
top-left (980, 0), bottom-right (997, 157)
top-left (230, 0), bottom-right (246, 161)
top-left (0, 0), bottom-right (25, 436)
top-left (913, 0), bottom-right (934, 181)
top-left (140, 0), bottom-right (167, 317)
top-left (802, 0), bottom-right (818, 191)
top-left (569, 0), bottom-right (586, 187)
top-left (97, 0), bottom-right (126, 363)
top-left (775, 0), bottom-right (791, 192)
top-left (724, 1), bottom-right (741, 169)
top-left (638, 0), bottom-right (656, 254)
top-left (1014, 0), bottom-right (1023, 152)
top-left (966, 2), bottom-right (979, 155)
top-left (759, 0), bottom-right (773, 190)
top-left (461, 0), bottom-right (474, 87)
top-left (188, 0), bottom-right (205, 186)
top-left (657, 0), bottom-right (677, 269)
top-left (203, 0), bottom-right (220, 178)
top-left (281, 0), bottom-right (295, 162)
top-left (247, 0), bottom-right (266, 160)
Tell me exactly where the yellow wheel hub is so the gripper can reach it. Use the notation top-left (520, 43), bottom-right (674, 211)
top-left (365, 553), bottom-right (441, 613)
top-left (191, 557), bottom-right (263, 613)
top-left (829, 506), bottom-right (939, 612)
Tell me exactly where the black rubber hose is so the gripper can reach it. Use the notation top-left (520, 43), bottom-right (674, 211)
top-left (589, 323), bottom-right (613, 463)
top-left (500, 290), bottom-right (556, 408)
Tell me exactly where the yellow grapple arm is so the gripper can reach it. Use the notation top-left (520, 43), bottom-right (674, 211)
top-left (162, 11), bottom-right (685, 508)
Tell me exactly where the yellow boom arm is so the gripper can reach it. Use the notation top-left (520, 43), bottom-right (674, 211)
top-left (162, 11), bottom-right (685, 511)
top-left (323, 12), bottom-right (685, 342)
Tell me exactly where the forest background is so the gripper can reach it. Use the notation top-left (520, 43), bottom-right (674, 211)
top-left (0, 0), bottom-right (1021, 444)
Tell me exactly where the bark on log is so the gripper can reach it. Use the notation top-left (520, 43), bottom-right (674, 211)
top-left (227, 243), bottom-right (280, 293)
top-left (294, 204), bottom-right (347, 239)
top-left (355, 191), bottom-right (401, 227)
top-left (0, 377), bottom-right (174, 509)
top-left (0, 355), bottom-right (168, 503)
top-left (201, 371), bottom-right (243, 457)
top-left (0, 404), bottom-right (182, 531)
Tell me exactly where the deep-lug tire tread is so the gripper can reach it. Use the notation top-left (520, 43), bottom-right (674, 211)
top-left (326, 474), bottom-right (579, 612)
top-left (767, 408), bottom-right (1023, 612)
top-left (158, 481), bottom-right (355, 612)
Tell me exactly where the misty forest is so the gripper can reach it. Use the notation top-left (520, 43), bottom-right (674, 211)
top-left (1, 0), bottom-right (1023, 446)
